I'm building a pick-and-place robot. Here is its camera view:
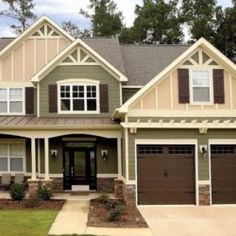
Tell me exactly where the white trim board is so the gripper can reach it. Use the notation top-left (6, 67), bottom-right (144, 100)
top-left (134, 139), bottom-right (199, 206)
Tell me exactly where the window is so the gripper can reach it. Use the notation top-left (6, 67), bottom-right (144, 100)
top-left (59, 83), bottom-right (99, 113)
top-left (191, 70), bottom-right (212, 103)
top-left (0, 88), bottom-right (24, 114)
top-left (0, 142), bottom-right (24, 172)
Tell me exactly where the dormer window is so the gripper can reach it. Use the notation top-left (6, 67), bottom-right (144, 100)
top-left (58, 79), bottom-right (99, 114)
top-left (190, 69), bottom-right (212, 104)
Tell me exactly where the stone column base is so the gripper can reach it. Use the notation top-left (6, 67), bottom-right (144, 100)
top-left (97, 178), bottom-right (115, 193)
top-left (199, 184), bottom-right (210, 205)
top-left (123, 184), bottom-right (136, 208)
top-left (27, 179), bottom-right (39, 199)
top-left (114, 179), bottom-right (123, 199)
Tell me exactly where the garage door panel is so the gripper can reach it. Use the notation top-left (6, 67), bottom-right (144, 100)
top-left (211, 145), bottom-right (236, 204)
top-left (137, 145), bottom-right (195, 205)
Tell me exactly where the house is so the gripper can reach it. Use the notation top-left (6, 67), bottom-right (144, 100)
top-left (0, 16), bottom-right (236, 206)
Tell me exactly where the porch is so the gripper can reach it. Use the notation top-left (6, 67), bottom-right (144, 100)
top-left (0, 116), bottom-right (122, 196)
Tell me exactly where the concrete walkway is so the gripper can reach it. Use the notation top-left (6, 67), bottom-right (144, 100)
top-left (139, 206), bottom-right (236, 236)
top-left (48, 200), bottom-right (89, 235)
top-left (48, 199), bottom-right (153, 236)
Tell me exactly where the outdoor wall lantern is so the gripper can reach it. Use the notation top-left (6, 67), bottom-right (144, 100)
top-left (50, 149), bottom-right (58, 159)
top-left (101, 150), bottom-right (108, 161)
top-left (199, 145), bottom-right (207, 157)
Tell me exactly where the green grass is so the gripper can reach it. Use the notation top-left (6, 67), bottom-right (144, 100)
top-left (0, 210), bottom-right (59, 236)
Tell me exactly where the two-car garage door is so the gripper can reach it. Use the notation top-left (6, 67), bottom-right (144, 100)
top-left (137, 145), bottom-right (195, 205)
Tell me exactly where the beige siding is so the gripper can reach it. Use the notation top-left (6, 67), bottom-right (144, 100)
top-left (0, 24), bottom-right (70, 82)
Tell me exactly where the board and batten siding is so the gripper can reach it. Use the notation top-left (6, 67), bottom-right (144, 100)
top-left (39, 65), bottom-right (121, 117)
top-left (127, 129), bottom-right (236, 181)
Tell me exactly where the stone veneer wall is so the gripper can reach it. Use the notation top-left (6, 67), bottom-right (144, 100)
top-left (199, 184), bottom-right (210, 205)
top-left (97, 178), bottom-right (115, 193)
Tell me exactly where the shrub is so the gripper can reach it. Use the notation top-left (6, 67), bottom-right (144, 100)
top-left (24, 197), bottom-right (40, 208)
top-left (105, 199), bottom-right (119, 209)
top-left (37, 185), bottom-right (52, 201)
top-left (107, 204), bottom-right (126, 221)
top-left (98, 193), bottom-right (110, 204)
top-left (9, 183), bottom-right (25, 201)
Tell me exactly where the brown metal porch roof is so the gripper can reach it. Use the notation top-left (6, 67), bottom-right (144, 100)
top-left (0, 116), bottom-right (120, 129)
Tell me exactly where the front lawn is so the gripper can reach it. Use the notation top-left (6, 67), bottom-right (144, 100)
top-left (0, 210), bottom-right (59, 236)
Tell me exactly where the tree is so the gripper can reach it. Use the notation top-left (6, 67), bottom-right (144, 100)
top-left (131, 0), bottom-right (183, 44)
top-left (181, 0), bottom-right (217, 43)
top-left (0, 0), bottom-right (36, 34)
top-left (80, 0), bottom-right (123, 37)
top-left (214, 3), bottom-right (236, 62)
top-left (62, 21), bottom-right (91, 38)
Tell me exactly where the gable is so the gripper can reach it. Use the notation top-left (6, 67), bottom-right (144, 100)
top-left (32, 39), bottom-right (128, 83)
top-left (0, 17), bottom-right (72, 82)
top-left (116, 38), bottom-right (236, 117)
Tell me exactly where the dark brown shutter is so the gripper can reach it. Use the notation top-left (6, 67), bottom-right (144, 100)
top-left (48, 84), bottom-right (58, 113)
top-left (213, 69), bottom-right (225, 104)
top-left (178, 69), bottom-right (190, 103)
top-left (100, 84), bottom-right (109, 113)
top-left (25, 87), bottom-right (35, 114)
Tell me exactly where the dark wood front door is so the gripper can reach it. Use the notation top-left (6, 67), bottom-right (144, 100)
top-left (63, 146), bottom-right (96, 190)
top-left (211, 145), bottom-right (236, 204)
top-left (137, 145), bottom-right (195, 205)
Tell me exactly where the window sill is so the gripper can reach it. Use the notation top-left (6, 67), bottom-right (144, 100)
top-left (58, 111), bottom-right (100, 115)
top-left (189, 102), bottom-right (214, 106)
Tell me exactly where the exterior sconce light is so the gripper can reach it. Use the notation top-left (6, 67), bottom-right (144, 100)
top-left (50, 149), bottom-right (58, 159)
top-left (199, 145), bottom-right (207, 157)
top-left (101, 150), bottom-right (108, 161)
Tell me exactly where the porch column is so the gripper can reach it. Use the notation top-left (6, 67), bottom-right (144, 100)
top-left (31, 138), bottom-right (37, 180)
top-left (44, 138), bottom-right (50, 180)
top-left (37, 139), bottom-right (41, 177)
top-left (117, 138), bottom-right (122, 179)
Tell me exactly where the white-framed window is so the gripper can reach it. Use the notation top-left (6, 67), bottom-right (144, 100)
top-left (0, 88), bottom-right (24, 114)
top-left (0, 141), bottom-right (25, 173)
top-left (190, 69), bottom-right (212, 104)
top-left (58, 79), bottom-right (100, 114)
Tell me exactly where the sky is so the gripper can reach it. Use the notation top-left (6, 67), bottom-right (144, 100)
top-left (0, 0), bottom-right (233, 37)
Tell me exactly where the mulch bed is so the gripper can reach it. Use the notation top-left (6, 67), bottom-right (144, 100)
top-left (87, 199), bottom-right (148, 228)
top-left (0, 199), bottom-right (65, 210)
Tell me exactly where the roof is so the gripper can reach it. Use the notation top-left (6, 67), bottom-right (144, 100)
top-left (0, 38), bottom-right (14, 51)
top-left (0, 36), bottom-right (190, 86)
top-left (0, 116), bottom-right (119, 129)
top-left (121, 44), bottom-right (189, 85)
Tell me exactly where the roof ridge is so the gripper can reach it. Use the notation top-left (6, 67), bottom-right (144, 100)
top-left (121, 44), bottom-right (191, 47)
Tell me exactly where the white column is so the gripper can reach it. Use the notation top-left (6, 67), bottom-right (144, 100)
top-left (117, 138), bottom-right (122, 179)
top-left (37, 139), bottom-right (41, 176)
top-left (31, 138), bottom-right (37, 180)
top-left (44, 138), bottom-right (50, 180)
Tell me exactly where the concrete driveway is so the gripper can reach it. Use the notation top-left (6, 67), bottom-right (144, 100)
top-left (138, 206), bottom-right (236, 236)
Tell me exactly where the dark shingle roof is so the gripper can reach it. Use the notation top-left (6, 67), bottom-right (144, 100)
top-left (121, 45), bottom-right (189, 85)
top-left (0, 38), bottom-right (14, 51)
top-left (0, 37), bottom-right (189, 85)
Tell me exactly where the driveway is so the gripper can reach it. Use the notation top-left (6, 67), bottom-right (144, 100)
top-left (138, 206), bottom-right (236, 236)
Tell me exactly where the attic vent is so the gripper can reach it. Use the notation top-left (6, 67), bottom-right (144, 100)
top-left (202, 52), bottom-right (210, 64)
top-left (191, 52), bottom-right (199, 64)
top-left (31, 24), bottom-right (60, 37)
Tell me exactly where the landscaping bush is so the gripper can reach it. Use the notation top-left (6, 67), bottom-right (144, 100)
top-left (107, 204), bottom-right (126, 221)
top-left (37, 185), bottom-right (52, 201)
top-left (105, 199), bottom-right (119, 209)
top-left (9, 183), bottom-right (25, 201)
top-left (98, 193), bottom-right (110, 204)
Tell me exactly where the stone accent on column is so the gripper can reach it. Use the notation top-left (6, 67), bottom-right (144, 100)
top-left (114, 179), bottom-right (123, 199)
top-left (97, 178), bottom-right (115, 193)
top-left (123, 184), bottom-right (136, 207)
top-left (27, 179), bottom-right (39, 199)
top-left (50, 178), bottom-right (64, 192)
top-left (199, 184), bottom-right (210, 205)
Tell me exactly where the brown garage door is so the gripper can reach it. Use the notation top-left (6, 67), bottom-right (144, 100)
top-left (137, 145), bottom-right (195, 205)
top-left (211, 145), bottom-right (236, 204)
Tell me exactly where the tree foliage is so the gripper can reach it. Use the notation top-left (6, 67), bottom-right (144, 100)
top-left (126, 0), bottom-right (183, 44)
top-left (80, 0), bottom-right (123, 37)
top-left (0, 0), bottom-right (36, 34)
top-left (62, 21), bottom-right (91, 38)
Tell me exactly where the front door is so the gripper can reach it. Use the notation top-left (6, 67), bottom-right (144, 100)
top-left (63, 145), bottom-right (96, 190)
